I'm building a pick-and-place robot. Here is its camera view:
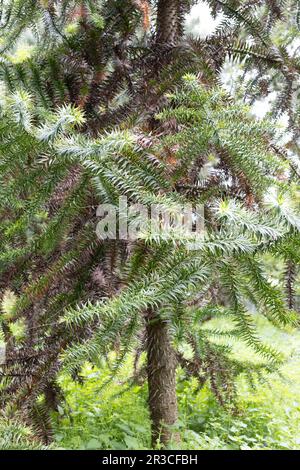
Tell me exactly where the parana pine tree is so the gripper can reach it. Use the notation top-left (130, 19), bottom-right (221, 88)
top-left (0, 0), bottom-right (299, 448)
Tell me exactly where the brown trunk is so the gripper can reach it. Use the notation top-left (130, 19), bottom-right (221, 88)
top-left (145, 0), bottom-right (190, 449)
top-left (156, 0), bottom-right (182, 45)
top-left (146, 309), bottom-right (179, 448)
top-left (44, 381), bottom-right (60, 412)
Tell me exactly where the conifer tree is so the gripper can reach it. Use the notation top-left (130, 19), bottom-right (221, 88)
top-left (0, 0), bottom-right (299, 448)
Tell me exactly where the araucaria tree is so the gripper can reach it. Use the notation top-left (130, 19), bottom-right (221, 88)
top-left (0, 0), bottom-right (299, 448)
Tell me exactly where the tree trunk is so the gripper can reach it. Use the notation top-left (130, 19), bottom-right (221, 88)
top-left (146, 309), bottom-right (179, 448)
top-left (44, 381), bottom-right (60, 412)
top-left (156, 0), bottom-right (190, 45)
top-left (156, 0), bottom-right (181, 45)
top-left (145, 0), bottom-right (190, 449)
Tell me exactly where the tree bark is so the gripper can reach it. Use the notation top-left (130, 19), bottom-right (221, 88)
top-left (146, 309), bottom-right (179, 448)
top-left (156, 0), bottom-right (190, 45)
top-left (44, 380), bottom-right (60, 412)
top-left (156, 0), bottom-right (181, 45)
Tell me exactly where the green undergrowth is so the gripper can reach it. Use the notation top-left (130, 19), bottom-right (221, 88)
top-left (1, 314), bottom-right (299, 450)
top-left (52, 315), bottom-right (300, 450)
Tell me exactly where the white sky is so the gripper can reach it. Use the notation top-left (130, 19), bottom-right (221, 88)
top-left (185, 1), bottom-right (222, 38)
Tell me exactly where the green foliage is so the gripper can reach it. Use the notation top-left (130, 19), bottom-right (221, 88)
top-left (53, 361), bottom-right (151, 450)
top-left (0, 414), bottom-right (48, 450)
top-left (0, 70), bottom-right (299, 444)
top-left (0, 0), bottom-right (299, 449)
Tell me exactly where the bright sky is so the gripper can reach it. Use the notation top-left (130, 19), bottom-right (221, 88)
top-left (185, 1), bottom-right (222, 38)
